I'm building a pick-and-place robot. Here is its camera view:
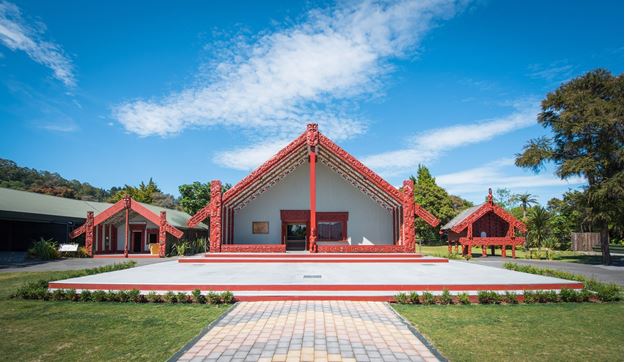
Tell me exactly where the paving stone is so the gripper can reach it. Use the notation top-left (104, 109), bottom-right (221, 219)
top-left (175, 301), bottom-right (440, 361)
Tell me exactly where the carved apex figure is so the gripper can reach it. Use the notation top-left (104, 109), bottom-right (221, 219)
top-left (306, 123), bottom-right (319, 147)
top-left (487, 187), bottom-right (493, 204)
top-left (123, 195), bottom-right (132, 209)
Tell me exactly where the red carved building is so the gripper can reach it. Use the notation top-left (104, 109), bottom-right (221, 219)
top-left (69, 196), bottom-right (207, 257)
top-left (188, 123), bottom-right (439, 253)
top-left (441, 189), bottom-right (526, 258)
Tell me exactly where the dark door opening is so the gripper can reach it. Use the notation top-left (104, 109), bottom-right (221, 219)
top-left (132, 231), bottom-right (143, 253)
top-left (286, 223), bottom-right (307, 251)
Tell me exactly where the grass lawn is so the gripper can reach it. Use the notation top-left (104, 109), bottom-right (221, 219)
top-left (419, 245), bottom-right (608, 264)
top-left (394, 303), bottom-right (624, 362)
top-left (0, 271), bottom-right (229, 361)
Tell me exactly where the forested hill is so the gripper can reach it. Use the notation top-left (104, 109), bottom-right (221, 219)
top-left (0, 158), bottom-right (111, 201)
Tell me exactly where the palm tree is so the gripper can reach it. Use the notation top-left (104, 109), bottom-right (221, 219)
top-left (514, 192), bottom-right (538, 220)
top-left (526, 206), bottom-right (551, 250)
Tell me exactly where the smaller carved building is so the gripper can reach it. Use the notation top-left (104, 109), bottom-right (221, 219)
top-left (441, 189), bottom-right (526, 258)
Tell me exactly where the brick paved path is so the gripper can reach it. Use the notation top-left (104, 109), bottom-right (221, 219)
top-left (176, 301), bottom-right (440, 362)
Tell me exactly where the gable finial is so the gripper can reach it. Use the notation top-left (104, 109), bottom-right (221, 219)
top-left (487, 188), bottom-right (493, 204)
top-left (306, 123), bottom-right (319, 147)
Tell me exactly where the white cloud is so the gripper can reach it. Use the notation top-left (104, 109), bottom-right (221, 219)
top-left (114, 0), bottom-right (468, 170)
top-left (0, 1), bottom-right (75, 86)
top-left (39, 121), bottom-right (77, 132)
top-left (361, 101), bottom-right (539, 176)
top-left (436, 158), bottom-right (585, 197)
top-left (213, 139), bottom-right (291, 171)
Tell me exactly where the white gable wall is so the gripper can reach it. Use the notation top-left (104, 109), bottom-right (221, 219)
top-left (233, 162), bottom-right (393, 245)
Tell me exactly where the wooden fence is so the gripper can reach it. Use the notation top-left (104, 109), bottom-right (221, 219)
top-left (571, 232), bottom-right (601, 251)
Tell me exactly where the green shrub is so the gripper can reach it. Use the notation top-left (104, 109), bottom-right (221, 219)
top-left (28, 238), bottom-right (59, 260)
top-left (175, 242), bottom-right (189, 256)
top-left (92, 290), bottom-right (107, 302)
top-left (117, 290), bottom-right (130, 303)
top-left (106, 291), bottom-right (120, 302)
top-left (221, 291), bottom-right (235, 304)
top-left (66, 289), bottom-right (79, 301)
top-left (595, 284), bottom-right (623, 302)
top-left (395, 292), bottom-right (409, 304)
top-left (579, 289), bottom-right (592, 302)
top-left (408, 291), bottom-right (421, 304)
top-left (79, 290), bottom-right (93, 302)
top-left (559, 288), bottom-right (579, 302)
top-left (537, 290), bottom-right (559, 303)
top-left (421, 292), bottom-right (436, 305)
top-left (207, 291), bottom-right (222, 304)
top-left (51, 289), bottom-right (66, 301)
top-left (147, 292), bottom-right (162, 303)
top-left (457, 293), bottom-right (471, 305)
top-left (13, 280), bottom-right (48, 300)
top-left (439, 289), bottom-right (452, 305)
top-left (178, 292), bottom-right (191, 303)
top-left (523, 290), bottom-right (538, 304)
top-left (192, 289), bottom-right (206, 304)
top-left (164, 291), bottom-right (177, 303)
top-left (503, 291), bottom-right (519, 304)
top-left (478, 291), bottom-right (501, 304)
top-left (128, 289), bottom-right (142, 303)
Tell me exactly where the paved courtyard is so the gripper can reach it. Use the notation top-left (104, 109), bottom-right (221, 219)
top-left (175, 301), bottom-right (441, 362)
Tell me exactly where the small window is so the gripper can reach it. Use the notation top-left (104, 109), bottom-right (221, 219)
top-left (252, 222), bottom-right (269, 234)
top-left (318, 221), bottom-right (343, 241)
top-left (149, 234), bottom-right (158, 243)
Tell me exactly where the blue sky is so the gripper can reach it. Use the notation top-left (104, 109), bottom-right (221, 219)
top-left (0, 0), bottom-right (622, 204)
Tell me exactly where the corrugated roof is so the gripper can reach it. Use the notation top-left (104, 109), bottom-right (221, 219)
top-left (0, 187), bottom-right (206, 229)
top-left (441, 204), bottom-right (482, 230)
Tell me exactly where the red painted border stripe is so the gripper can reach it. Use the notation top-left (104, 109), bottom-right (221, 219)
top-left (200, 253), bottom-right (425, 258)
top-left (178, 258), bottom-right (448, 263)
top-left (48, 282), bottom-right (584, 291)
top-left (93, 255), bottom-right (160, 259)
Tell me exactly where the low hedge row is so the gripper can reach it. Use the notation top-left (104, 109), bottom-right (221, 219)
top-left (395, 288), bottom-right (599, 305)
top-left (14, 285), bottom-right (235, 305)
top-left (503, 262), bottom-right (623, 302)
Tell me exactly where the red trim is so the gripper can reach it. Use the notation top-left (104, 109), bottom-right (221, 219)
top-left (235, 295), bottom-right (396, 302)
top-left (92, 254), bottom-right (160, 259)
top-left (220, 244), bottom-right (286, 253)
top-left (111, 225), bottom-right (117, 251)
top-left (195, 253), bottom-right (425, 258)
top-left (317, 244), bottom-right (409, 253)
top-left (48, 282), bottom-right (585, 292)
top-left (178, 257), bottom-right (447, 263)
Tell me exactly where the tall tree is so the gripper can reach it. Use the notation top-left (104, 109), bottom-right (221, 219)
top-left (411, 165), bottom-right (473, 243)
top-left (513, 192), bottom-right (538, 220)
top-left (526, 206), bottom-right (551, 249)
top-left (516, 69), bottom-right (623, 265)
top-left (178, 182), bottom-right (232, 215)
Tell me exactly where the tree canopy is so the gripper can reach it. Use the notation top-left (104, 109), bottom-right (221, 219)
top-left (178, 182), bottom-right (232, 215)
top-left (411, 165), bottom-right (473, 243)
top-left (515, 69), bottom-right (624, 264)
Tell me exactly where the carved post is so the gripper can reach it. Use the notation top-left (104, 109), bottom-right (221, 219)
top-left (209, 180), bottom-right (222, 253)
top-left (124, 196), bottom-right (131, 258)
top-left (467, 223), bottom-right (473, 257)
top-left (402, 179), bottom-right (416, 253)
top-left (307, 123), bottom-right (319, 253)
top-left (85, 211), bottom-right (94, 257)
top-left (159, 211), bottom-right (167, 257)
top-left (482, 245), bottom-right (487, 257)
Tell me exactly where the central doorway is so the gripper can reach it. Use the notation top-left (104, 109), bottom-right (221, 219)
top-left (285, 223), bottom-right (307, 251)
top-left (132, 231), bottom-right (143, 253)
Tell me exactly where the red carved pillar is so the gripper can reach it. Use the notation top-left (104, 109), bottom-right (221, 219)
top-left (307, 123), bottom-right (319, 253)
top-left (482, 245), bottom-right (487, 257)
top-left (159, 211), bottom-right (167, 257)
top-left (467, 222), bottom-right (473, 257)
top-left (85, 211), bottom-right (94, 257)
top-left (209, 180), bottom-right (222, 253)
top-left (124, 196), bottom-right (130, 258)
top-left (401, 179), bottom-right (415, 253)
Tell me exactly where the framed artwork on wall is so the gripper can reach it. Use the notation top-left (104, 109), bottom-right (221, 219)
top-left (252, 221), bottom-right (269, 234)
